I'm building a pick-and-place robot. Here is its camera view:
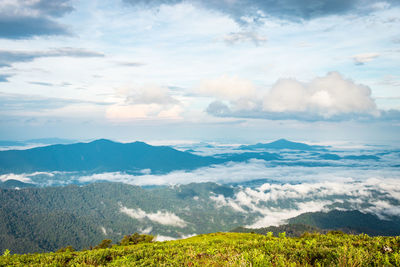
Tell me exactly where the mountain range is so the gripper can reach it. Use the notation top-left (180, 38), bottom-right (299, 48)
top-left (0, 138), bottom-right (381, 175)
top-left (0, 139), bottom-right (280, 174)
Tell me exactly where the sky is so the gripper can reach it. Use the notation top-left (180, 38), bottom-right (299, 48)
top-left (0, 0), bottom-right (399, 144)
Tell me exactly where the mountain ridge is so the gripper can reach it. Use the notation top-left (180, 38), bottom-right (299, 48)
top-left (239, 138), bottom-right (327, 151)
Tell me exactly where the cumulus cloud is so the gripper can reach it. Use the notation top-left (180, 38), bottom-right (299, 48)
top-left (0, 0), bottom-right (73, 39)
top-left (262, 72), bottom-right (378, 117)
top-left (203, 72), bottom-right (380, 121)
top-left (198, 75), bottom-right (259, 112)
top-left (352, 53), bottom-right (380, 65)
top-left (120, 205), bottom-right (188, 228)
top-left (106, 85), bottom-right (182, 120)
top-left (223, 31), bottom-right (267, 45)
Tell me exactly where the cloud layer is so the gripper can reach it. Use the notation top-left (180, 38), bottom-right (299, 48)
top-left (211, 177), bottom-right (400, 227)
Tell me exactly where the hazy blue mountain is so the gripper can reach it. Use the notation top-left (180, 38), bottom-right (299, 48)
top-left (0, 139), bottom-right (219, 174)
top-left (319, 153), bottom-right (342, 160)
top-left (215, 152), bottom-right (280, 161)
top-left (0, 139), bottom-right (285, 174)
top-left (24, 138), bottom-right (76, 145)
top-left (343, 155), bottom-right (380, 160)
top-left (319, 153), bottom-right (380, 161)
top-left (288, 210), bottom-right (400, 236)
top-left (0, 141), bottom-right (25, 147)
top-left (239, 139), bottom-right (326, 151)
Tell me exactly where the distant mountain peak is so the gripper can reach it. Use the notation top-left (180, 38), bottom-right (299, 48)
top-left (239, 139), bottom-right (326, 151)
top-left (89, 139), bottom-right (117, 144)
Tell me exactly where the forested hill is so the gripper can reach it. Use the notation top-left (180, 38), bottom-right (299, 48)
top-left (2, 182), bottom-right (400, 254)
top-left (287, 210), bottom-right (400, 236)
top-left (0, 139), bottom-right (214, 174)
top-left (0, 139), bottom-right (279, 174)
top-left (233, 210), bottom-right (400, 237)
top-left (239, 138), bottom-right (327, 151)
top-left (0, 182), bottom-right (247, 254)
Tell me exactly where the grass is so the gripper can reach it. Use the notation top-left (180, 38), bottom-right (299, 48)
top-left (1, 232), bottom-right (399, 266)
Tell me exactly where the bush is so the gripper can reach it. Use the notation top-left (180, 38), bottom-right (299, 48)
top-left (93, 239), bottom-right (113, 250)
top-left (120, 233), bottom-right (154, 246)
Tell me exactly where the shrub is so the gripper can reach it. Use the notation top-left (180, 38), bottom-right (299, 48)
top-left (120, 233), bottom-right (154, 246)
top-left (93, 239), bottom-right (113, 250)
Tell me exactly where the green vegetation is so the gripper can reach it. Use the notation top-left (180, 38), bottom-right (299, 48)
top-left (1, 232), bottom-right (399, 266)
top-left (2, 182), bottom-right (400, 255)
top-left (232, 223), bottom-right (324, 237)
top-left (0, 182), bottom-right (251, 254)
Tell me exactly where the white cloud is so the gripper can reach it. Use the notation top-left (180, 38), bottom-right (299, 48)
top-left (248, 200), bottom-right (332, 227)
top-left (210, 194), bottom-right (246, 212)
top-left (154, 233), bottom-right (197, 241)
top-left (203, 72), bottom-right (380, 120)
top-left (100, 226), bottom-right (107, 235)
top-left (120, 205), bottom-right (188, 228)
top-left (106, 85), bottom-right (182, 120)
top-left (352, 53), bottom-right (380, 65)
top-left (155, 235), bottom-right (177, 241)
top-left (138, 226), bottom-right (153, 234)
top-left (221, 177), bottom-right (400, 226)
top-left (180, 233), bottom-right (197, 239)
top-left (262, 72), bottom-right (379, 117)
top-left (223, 31), bottom-right (267, 45)
top-left (79, 172), bottom-right (138, 183)
top-left (198, 75), bottom-right (257, 109)
top-left (0, 173), bottom-right (33, 183)
top-left (76, 160), bottom-right (400, 188)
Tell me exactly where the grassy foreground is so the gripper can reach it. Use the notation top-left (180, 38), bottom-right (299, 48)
top-left (1, 232), bottom-right (400, 266)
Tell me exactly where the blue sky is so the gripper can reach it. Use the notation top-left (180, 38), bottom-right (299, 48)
top-left (0, 0), bottom-right (399, 144)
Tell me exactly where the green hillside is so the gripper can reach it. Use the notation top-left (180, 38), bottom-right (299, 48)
top-left (0, 182), bottom-right (253, 254)
top-left (2, 182), bottom-right (400, 255)
top-left (1, 232), bottom-right (399, 266)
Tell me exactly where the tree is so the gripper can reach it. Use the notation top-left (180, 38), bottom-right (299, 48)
top-left (120, 233), bottom-right (154, 246)
top-left (93, 239), bottom-right (112, 249)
